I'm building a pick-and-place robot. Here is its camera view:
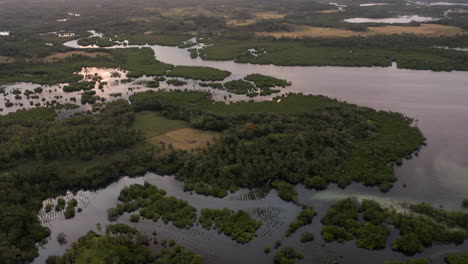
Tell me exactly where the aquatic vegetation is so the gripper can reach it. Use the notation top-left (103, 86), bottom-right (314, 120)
top-left (199, 82), bottom-right (224, 89)
top-left (167, 79), bottom-right (187, 86)
top-left (274, 247), bottom-right (304, 264)
top-left (146, 80), bottom-right (160, 88)
top-left (46, 224), bottom-right (203, 264)
top-left (0, 48), bottom-right (172, 86)
top-left (189, 48), bottom-right (198, 58)
top-left (64, 198), bottom-right (78, 219)
top-left (272, 181), bottom-right (297, 202)
top-left (108, 182), bottom-right (197, 229)
top-left (167, 66), bottom-right (231, 81)
top-left (63, 81), bottom-right (95, 92)
top-left (244, 74), bottom-right (290, 88)
top-left (445, 252), bottom-right (468, 264)
top-left (300, 231), bottom-right (315, 243)
top-left (286, 206), bottom-right (317, 237)
top-left (321, 199), bottom-right (468, 255)
top-left (409, 203), bottom-right (468, 229)
top-left (80, 90), bottom-right (99, 104)
top-left (223, 79), bottom-right (256, 95)
top-left (199, 208), bottom-right (262, 243)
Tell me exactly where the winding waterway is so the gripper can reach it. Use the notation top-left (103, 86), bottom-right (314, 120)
top-left (6, 33), bottom-right (468, 263)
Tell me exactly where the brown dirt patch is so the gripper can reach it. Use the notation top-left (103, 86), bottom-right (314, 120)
top-left (256, 24), bottom-right (465, 38)
top-left (368, 24), bottom-right (465, 36)
top-left (148, 128), bottom-right (218, 151)
top-left (43, 51), bottom-right (110, 63)
top-left (0, 56), bottom-right (14, 63)
top-left (253, 12), bottom-right (286, 19)
top-left (317, 9), bottom-right (343, 13)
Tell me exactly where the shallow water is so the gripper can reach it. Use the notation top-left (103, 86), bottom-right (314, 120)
top-left (427, 1), bottom-right (468, 6)
top-left (434, 46), bottom-right (468, 51)
top-left (359, 3), bottom-right (390, 6)
top-left (3, 32), bottom-right (468, 263)
top-left (344, 15), bottom-right (438, 23)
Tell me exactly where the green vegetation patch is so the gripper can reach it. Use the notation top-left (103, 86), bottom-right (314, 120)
top-left (0, 48), bottom-right (173, 86)
top-left (81, 90), bottom-right (100, 104)
top-left (167, 79), bottom-right (187, 86)
top-left (224, 79), bottom-right (256, 95)
top-left (107, 182), bottom-right (197, 229)
top-left (131, 111), bottom-right (189, 138)
top-left (0, 107), bottom-right (56, 123)
top-left (129, 90), bottom-right (425, 196)
top-left (199, 35), bottom-right (468, 71)
top-left (111, 48), bottom-right (173, 78)
top-left (409, 203), bottom-right (468, 229)
top-left (46, 224), bottom-right (203, 264)
top-left (146, 80), bottom-right (160, 88)
top-left (445, 252), bottom-right (468, 264)
top-left (244, 74), bottom-right (290, 88)
top-left (274, 247), bottom-right (304, 264)
top-left (272, 181), bottom-right (297, 202)
top-left (321, 199), bottom-right (389, 249)
top-left (167, 66), bottom-right (231, 81)
top-left (199, 208), bottom-right (262, 243)
top-left (321, 199), bottom-right (468, 255)
top-left (300, 232), bottom-right (315, 243)
top-left (199, 82), bottom-right (224, 89)
top-left (286, 206), bottom-right (317, 237)
top-left (63, 81), bottom-right (96, 92)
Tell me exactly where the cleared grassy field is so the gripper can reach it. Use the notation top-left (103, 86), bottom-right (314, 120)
top-left (227, 11), bottom-right (287, 26)
top-left (256, 24), bottom-right (465, 38)
top-left (132, 111), bottom-right (218, 150)
top-left (149, 128), bottom-right (218, 151)
top-left (43, 51), bottom-right (110, 63)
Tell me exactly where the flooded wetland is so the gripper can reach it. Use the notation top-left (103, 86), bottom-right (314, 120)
top-left (13, 32), bottom-right (465, 264)
top-left (1, 0), bottom-right (468, 263)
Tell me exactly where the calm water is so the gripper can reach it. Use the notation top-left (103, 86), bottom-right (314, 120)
top-left (427, 1), bottom-right (468, 6)
top-left (3, 33), bottom-right (467, 263)
top-left (359, 3), bottom-right (390, 6)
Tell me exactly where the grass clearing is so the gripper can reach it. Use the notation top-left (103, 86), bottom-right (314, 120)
top-left (227, 12), bottom-right (286, 26)
top-left (252, 12), bottom-right (287, 19)
top-left (132, 111), bottom-right (189, 138)
top-left (149, 128), bottom-right (218, 151)
top-left (43, 51), bottom-right (111, 63)
top-left (132, 111), bottom-right (219, 150)
top-left (368, 24), bottom-right (465, 36)
top-left (256, 24), bottom-right (465, 38)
